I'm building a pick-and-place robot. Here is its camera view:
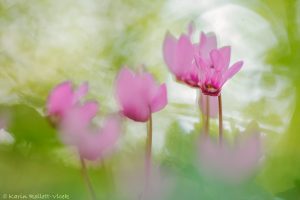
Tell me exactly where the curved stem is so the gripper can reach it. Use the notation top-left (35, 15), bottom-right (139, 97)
top-left (218, 94), bottom-right (223, 144)
top-left (80, 156), bottom-right (97, 200)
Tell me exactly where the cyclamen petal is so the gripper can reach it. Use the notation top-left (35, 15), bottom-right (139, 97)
top-left (163, 28), bottom-right (197, 87)
top-left (116, 67), bottom-right (168, 122)
top-left (73, 82), bottom-right (89, 103)
top-left (150, 84), bottom-right (167, 113)
top-left (199, 32), bottom-right (217, 63)
top-left (78, 116), bottom-right (121, 160)
top-left (47, 81), bottom-right (74, 117)
top-left (163, 32), bottom-right (179, 75)
top-left (210, 46), bottom-right (231, 71)
top-left (198, 132), bottom-right (262, 183)
top-left (97, 116), bottom-right (121, 155)
top-left (177, 34), bottom-right (194, 72)
top-left (48, 81), bottom-right (121, 161)
top-left (222, 61), bottom-right (243, 85)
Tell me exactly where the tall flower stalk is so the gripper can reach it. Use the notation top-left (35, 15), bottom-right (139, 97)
top-left (145, 113), bottom-right (152, 195)
top-left (218, 94), bottom-right (223, 143)
top-left (115, 67), bottom-right (168, 198)
top-left (163, 22), bottom-right (243, 142)
top-left (205, 95), bottom-right (210, 136)
top-left (80, 156), bottom-right (97, 200)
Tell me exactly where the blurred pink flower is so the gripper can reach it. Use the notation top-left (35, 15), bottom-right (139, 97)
top-left (61, 105), bottom-right (121, 160)
top-left (163, 22), bottom-right (217, 88)
top-left (195, 46), bottom-right (243, 96)
top-left (115, 67), bottom-right (167, 122)
top-left (198, 132), bottom-right (262, 183)
top-left (116, 161), bottom-right (172, 200)
top-left (46, 81), bottom-right (88, 125)
top-left (47, 81), bottom-right (121, 161)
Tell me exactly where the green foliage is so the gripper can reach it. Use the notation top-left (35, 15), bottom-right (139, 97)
top-left (0, 104), bottom-right (58, 149)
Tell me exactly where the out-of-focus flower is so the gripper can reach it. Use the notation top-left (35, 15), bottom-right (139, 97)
top-left (61, 106), bottom-right (121, 160)
top-left (198, 132), bottom-right (262, 183)
top-left (46, 81), bottom-right (88, 125)
top-left (47, 81), bottom-right (121, 161)
top-left (115, 67), bottom-right (167, 122)
top-left (163, 22), bottom-right (217, 88)
top-left (195, 46), bottom-right (243, 96)
top-left (199, 92), bottom-right (218, 118)
top-left (116, 160), bottom-right (172, 200)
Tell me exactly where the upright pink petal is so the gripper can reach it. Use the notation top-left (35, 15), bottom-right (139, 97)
top-left (210, 49), bottom-right (223, 70)
top-left (199, 32), bottom-right (217, 62)
top-left (78, 101), bottom-right (99, 126)
top-left (221, 61), bottom-right (243, 85)
top-left (47, 81), bottom-right (74, 117)
top-left (59, 102), bottom-right (120, 161)
top-left (150, 84), bottom-right (168, 113)
top-left (97, 116), bottom-right (121, 155)
top-left (177, 34), bottom-right (194, 73)
top-left (216, 46), bottom-right (231, 71)
top-left (73, 82), bottom-right (89, 103)
top-left (116, 68), bottom-right (153, 122)
top-left (163, 32), bottom-right (180, 76)
top-left (78, 116), bottom-right (121, 161)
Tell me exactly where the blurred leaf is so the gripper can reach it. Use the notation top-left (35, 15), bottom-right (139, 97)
top-left (0, 104), bottom-right (59, 149)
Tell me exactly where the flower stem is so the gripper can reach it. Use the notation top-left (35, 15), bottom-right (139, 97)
top-left (197, 91), bottom-right (205, 134)
top-left (144, 114), bottom-right (153, 196)
top-left (80, 156), bottom-right (97, 200)
top-left (218, 94), bottom-right (223, 144)
top-left (205, 95), bottom-right (210, 136)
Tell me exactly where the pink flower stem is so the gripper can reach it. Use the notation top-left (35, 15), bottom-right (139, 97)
top-left (205, 95), bottom-right (210, 136)
top-left (144, 113), bottom-right (153, 197)
top-left (80, 156), bottom-right (97, 200)
top-left (218, 94), bottom-right (223, 144)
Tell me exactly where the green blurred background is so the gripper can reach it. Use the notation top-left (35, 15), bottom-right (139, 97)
top-left (0, 0), bottom-right (299, 199)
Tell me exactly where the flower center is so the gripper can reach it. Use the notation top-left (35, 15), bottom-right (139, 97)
top-left (205, 84), bottom-right (218, 93)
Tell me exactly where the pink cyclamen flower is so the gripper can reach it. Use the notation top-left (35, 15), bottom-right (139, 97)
top-left (163, 22), bottom-right (217, 88)
top-left (61, 103), bottom-right (121, 160)
top-left (46, 81), bottom-right (88, 125)
top-left (198, 133), bottom-right (262, 183)
top-left (47, 81), bottom-right (121, 160)
top-left (195, 46), bottom-right (243, 96)
top-left (116, 67), bottom-right (167, 122)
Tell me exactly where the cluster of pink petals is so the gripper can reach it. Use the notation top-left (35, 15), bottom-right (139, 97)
top-left (47, 81), bottom-right (88, 123)
top-left (116, 67), bottom-right (168, 122)
top-left (47, 81), bottom-right (120, 161)
top-left (195, 46), bottom-right (243, 96)
top-left (163, 22), bottom-right (243, 96)
top-left (198, 133), bottom-right (262, 183)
